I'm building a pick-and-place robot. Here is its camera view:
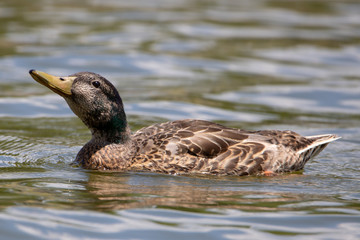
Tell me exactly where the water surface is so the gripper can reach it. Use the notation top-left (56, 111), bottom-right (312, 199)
top-left (0, 0), bottom-right (360, 239)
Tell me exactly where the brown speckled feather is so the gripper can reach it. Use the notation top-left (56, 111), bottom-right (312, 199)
top-left (29, 70), bottom-right (340, 176)
top-left (129, 119), bottom-right (339, 175)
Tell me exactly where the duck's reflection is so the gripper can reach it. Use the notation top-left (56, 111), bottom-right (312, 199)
top-left (86, 172), bottom-right (303, 211)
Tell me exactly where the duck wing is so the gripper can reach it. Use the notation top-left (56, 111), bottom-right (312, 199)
top-left (133, 119), bottom-right (248, 156)
top-left (132, 119), bottom-right (339, 175)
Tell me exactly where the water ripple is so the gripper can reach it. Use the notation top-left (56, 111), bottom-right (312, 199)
top-left (0, 207), bottom-right (358, 240)
top-left (1, 0), bottom-right (360, 239)
top-left (207, 85), bottom-right (360, 115)
top-left (0, 95), bottom-right (272, 122)
top-left (0, 134), bottom-right (79, 168)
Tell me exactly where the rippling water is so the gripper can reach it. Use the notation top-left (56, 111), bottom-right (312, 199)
top-left (0, 0), bottom-right (360, 239)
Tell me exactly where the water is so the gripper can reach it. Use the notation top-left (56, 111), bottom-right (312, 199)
top-left (0, 0), bottom-right (360, 239)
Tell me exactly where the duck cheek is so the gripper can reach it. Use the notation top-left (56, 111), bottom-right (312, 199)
top-left (64, 98), bottom-right (81, 116)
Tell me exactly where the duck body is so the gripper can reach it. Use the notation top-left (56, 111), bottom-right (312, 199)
top-left (29, 70), bottom-right (340, 176)
top-left (76, 118), bottom-right (338, 175)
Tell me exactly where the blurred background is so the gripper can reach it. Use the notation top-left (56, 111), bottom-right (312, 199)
top-left (0, 0), bottom-right (359, 239)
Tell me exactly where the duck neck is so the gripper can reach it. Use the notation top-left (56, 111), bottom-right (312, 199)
top-left (90, 112), bottom-right (131, 144)
top-left (75, 112), bottom-right (135, 170)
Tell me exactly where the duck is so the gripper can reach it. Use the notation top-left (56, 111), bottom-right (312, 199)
top-left (29, 69), bottom-right (340, 176)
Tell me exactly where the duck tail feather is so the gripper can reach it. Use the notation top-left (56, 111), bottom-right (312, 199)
top-left (297, 134), bottom-right (340, 163)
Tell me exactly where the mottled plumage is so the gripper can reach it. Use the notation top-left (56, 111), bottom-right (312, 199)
top-left (29, 70), bottom-right (340, 176)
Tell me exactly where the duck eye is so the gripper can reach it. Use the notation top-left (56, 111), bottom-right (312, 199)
top-left (92, 81), bottom-right (100, 88)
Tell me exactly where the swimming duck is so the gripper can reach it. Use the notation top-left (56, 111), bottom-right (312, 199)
top-left (29, 69), bottom-right (340, 176)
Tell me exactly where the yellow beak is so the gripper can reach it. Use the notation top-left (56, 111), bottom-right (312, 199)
top-left (29, 69), bottom-right (76, 96)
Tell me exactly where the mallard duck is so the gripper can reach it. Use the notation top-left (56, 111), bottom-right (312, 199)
top-left (29, 69), bottom-right (340, 176)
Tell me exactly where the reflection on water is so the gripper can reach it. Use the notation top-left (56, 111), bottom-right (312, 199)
top-left (0, 171), bottom-right (359, 239)
top-left (0, 0), bottom-right (360, 239)
top-left (85, 172), bottom-right (355, 212)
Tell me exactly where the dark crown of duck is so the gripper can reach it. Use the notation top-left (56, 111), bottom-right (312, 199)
top-left (29, 69), bottom-right (340, 175)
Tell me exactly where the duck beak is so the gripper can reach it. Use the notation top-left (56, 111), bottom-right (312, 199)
top-left (29, 69), bottom-right (76, 96)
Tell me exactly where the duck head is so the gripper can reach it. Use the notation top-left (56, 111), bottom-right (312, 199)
top-left (29, 70), bottom-right (129, 143)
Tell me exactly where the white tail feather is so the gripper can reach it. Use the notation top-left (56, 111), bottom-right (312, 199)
top-left (297, 134), bottom-right (340, 164)
top-left (298, 134), bottom-right (341, 154)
